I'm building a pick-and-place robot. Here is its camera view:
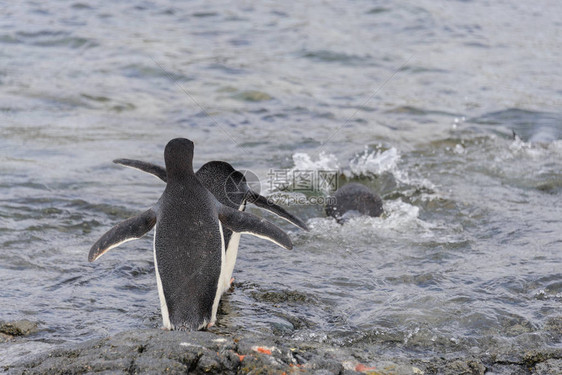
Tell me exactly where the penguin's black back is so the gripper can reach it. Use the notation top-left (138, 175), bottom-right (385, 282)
top-left (325, 183), bottom-right (383, 221)
top-left (155, 175), bottom-right (222, 330)
top-left (155, 138), bottom-right (224, 330)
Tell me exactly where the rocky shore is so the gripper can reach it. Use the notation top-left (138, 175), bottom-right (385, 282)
top-left (1, 320), bottom-right (38, 340)
top-left (3, 326), bottom-right (562, 375)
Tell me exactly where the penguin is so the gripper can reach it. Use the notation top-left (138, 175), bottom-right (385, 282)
top-left (89, 138), bottom-right (293, 331)
top-left (325, 183), bottom-right (383, 223)
top-left (112, 158), bottom-right (308, 295)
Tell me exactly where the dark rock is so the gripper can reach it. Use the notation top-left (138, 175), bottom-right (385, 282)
top-left (305, 358), bottom-right (344, 374)
top-left (447, 359), bottom-right (486, 375)
top-left (1, 332), bottom-right (12, 343)
top-left (5, 328), bottom-right (562, 375)
top-left (417, 357), bottom-right (486, 375)
top-left (534, 359), bottom-right (562, 375)
top-left (544, 316), bottom-right (562, 336)
top-left (484, 363), bottom-right (528, 375)
top-left (0, 320), bottom-right (38, 337)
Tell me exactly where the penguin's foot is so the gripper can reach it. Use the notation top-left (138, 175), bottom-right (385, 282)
top-left (206, 321), bottom-right (215, 329)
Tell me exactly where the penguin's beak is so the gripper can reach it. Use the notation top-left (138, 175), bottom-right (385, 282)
top-left (247, 191), bottom-right (309, 231)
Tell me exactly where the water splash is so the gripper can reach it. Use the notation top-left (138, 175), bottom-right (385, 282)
top-left (305, 199), bottom-right (429, 242)
top-left (274, 146), bottom-right (437, 198)
top-left (291, 151), bottom-right (340, 172)
top-left (263, 151), bottom-right (340, 194)
top-left (348, 146), bottom-right (400, 177)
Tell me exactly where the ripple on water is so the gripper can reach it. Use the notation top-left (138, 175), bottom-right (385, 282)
top-left (0, 30), bottom-right (98, 49)
top-left (300, 49), bottom-right (373, 66)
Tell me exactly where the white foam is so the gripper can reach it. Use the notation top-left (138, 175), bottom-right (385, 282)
top-left (453, 144), bottom-right (465, 154)
top-left (370, 200), bottom-right (425, 235)
top-left (292, 151), bottom-right (340, 171)
top-left (508, 135), bottom-right (532, 153)
top-left (508, 136), bottom-right (562, 160)
top-left (348, 146), bottom-right (400, 177)
top-left (263, 151), bottom-right (340, 194)
top-left (345, 146), bottom-right (436, 192)
top-left (305, 199), bottom-right (432, 242)
top-left (267, 146), bottom-right (437, 198)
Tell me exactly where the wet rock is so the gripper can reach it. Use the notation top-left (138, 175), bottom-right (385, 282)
top-left (479, 346), bottom-right (562, 375)
top-left (544, 316), bottom-right (562, 336)
top-left (0, 320), bottom-right (38, 337)
top-left (523, 349), bottom-right (559, 368)
top-left (534, 359), bottom-right (562, 375)
top-left (4, 328), bottom-right (391, 374)
top-left (7, 329), bottom-right (289, 374)
top-left (6, 329), bottom-right (562, 374)
top-left (0, 332), bottom-right (11, 343)
top-left (485, 363), bottom-right (528, 375)
top-left (447, 359), bottom-right (486, 375)
top-left (304, 358), bottom-right (344, 374)
top-left (251, 289), bottom-right (315, 304)
top-left (418, 357), bottom-right (486, 375)
top-left (313, 370), bottom-right (341, 375)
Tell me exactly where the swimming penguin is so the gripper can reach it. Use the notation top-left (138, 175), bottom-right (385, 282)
top-left (325, 183), bottom-right (383, 223)
top-left (113, 158), bottom-right (308, 295)
top-left (89, 138), bottom-right (293, 331)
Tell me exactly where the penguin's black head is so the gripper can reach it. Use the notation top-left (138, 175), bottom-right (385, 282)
top-left (197, 161), bottom-right (249, 207)
top-left (164, 138), bottom-right (195, 178)
top-left (198, 161), bottom-right (236, 180)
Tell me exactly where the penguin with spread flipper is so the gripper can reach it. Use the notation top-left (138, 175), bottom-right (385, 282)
top-left (113, 158), bottom-right (308, 294)
top-left (89, 138), bottom-right (293, 331)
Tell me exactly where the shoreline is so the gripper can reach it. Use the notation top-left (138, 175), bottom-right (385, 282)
top-left (4, 328), bottom-right (562, 374)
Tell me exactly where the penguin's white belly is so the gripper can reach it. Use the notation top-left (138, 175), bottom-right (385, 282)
top-left (220, 202), bottom-right (245, 295)
top-left (221, 232), bottom-right (241, 293)
top-left (153, 227), bottom-right (172, 330)
top-left (209, 221), bottom-right (226, 326)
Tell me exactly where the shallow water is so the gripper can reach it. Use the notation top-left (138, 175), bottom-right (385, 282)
top-left (1, 0), bottom-right (561, 368)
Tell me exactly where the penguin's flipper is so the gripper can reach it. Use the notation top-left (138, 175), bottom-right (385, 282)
top-left (248, 192), bottom-right (309, 231)
top-left (217, 204), bottom-right (293, 250)
top-left (113, 159), bottom-right (167, 182)
top-left (88, 209), bottom-right (157, 262)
